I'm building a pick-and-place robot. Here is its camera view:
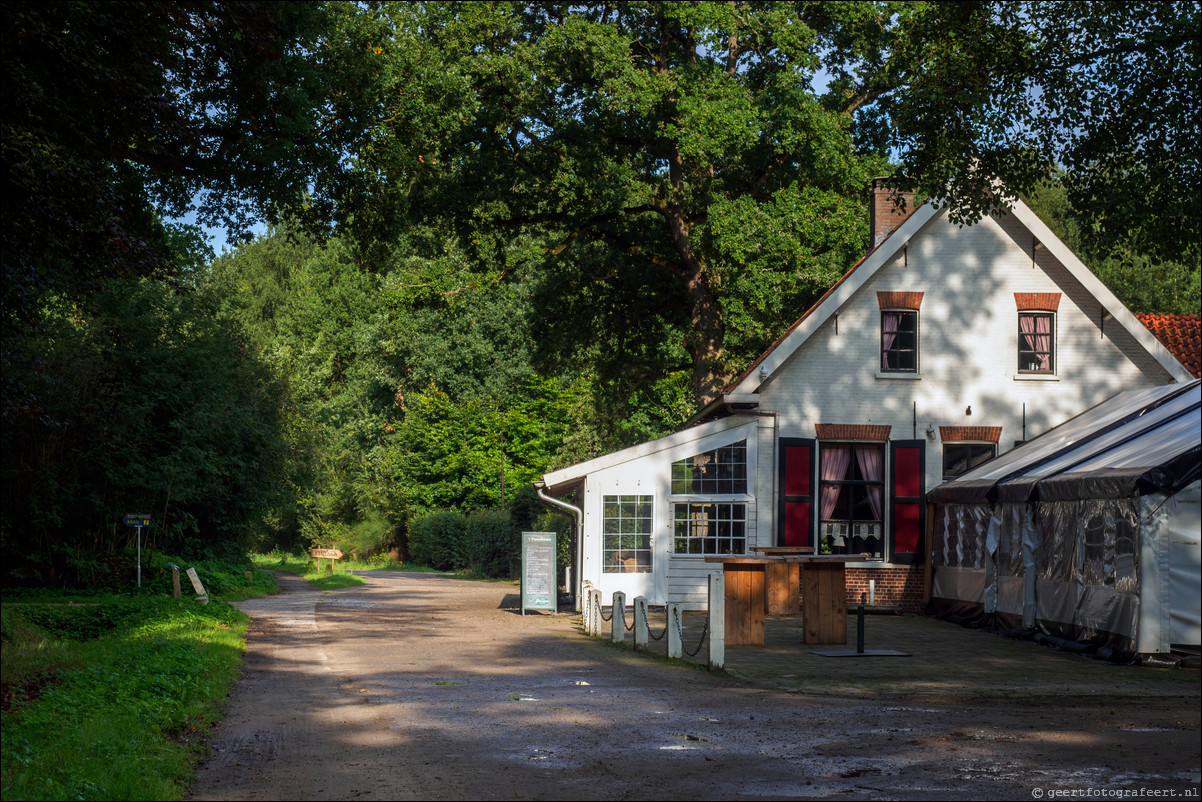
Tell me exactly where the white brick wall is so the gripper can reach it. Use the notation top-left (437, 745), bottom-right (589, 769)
top-left (752, 206), bottom-right (1176, 539)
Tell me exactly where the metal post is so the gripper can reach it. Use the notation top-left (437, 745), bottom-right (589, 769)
top-left (708, 572), bottom-right (725, 671)
top-left (136, 525), bottom-right (142, 588)
top-left (856, 605), bottom-right (865, 654)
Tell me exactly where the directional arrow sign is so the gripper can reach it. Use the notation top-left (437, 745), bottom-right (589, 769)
top-left (310, 548), bottom-right (343, 560)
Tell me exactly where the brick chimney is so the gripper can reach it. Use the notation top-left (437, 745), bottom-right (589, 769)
top-left (869, 178), bottom-right (915, 250)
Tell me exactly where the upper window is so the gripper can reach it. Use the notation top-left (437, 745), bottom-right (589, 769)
top-left (942, 443), bottom-right (997, 481)
top-left (881, 310), bottom-right (918, 372)
top-left (602, 495), bottom-right (653, 573)
top-left (1018, 312), bottom-right (1055, 373)
top-left (670, 440), bottom-right (747, 495)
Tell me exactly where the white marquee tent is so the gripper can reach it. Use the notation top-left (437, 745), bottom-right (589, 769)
top-left (928, 380), bottom-right (1201, 660)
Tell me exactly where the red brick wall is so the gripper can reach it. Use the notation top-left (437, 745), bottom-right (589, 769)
top-left (1013, 292), bottom-right (1061, 310)
top-left (869, 178), bottom-right (915, 248)
top-left (844, 566), bottom-right (925, 613)
top-left (939, 426), bottom-right (1003, 442)
top-left (814, 423), bottom-right (892, 441)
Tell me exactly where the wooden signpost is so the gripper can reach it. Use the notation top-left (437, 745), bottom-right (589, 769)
top-left (311, 548), bottom-right (343, 575)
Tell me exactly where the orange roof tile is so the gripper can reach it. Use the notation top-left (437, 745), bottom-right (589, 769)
top-left (1137, 313), bottom-right (1202, 378)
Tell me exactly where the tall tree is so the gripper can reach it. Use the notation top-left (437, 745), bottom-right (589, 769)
top-left (338, 2), bottom-right (889, 407)
top-left (335, 2), bottom-right (1200, 408)
top-left (2, 1), bottom-right (343, 325)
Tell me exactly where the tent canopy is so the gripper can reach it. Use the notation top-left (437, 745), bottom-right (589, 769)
top-left (930, 380), bottom-right (1201, 505)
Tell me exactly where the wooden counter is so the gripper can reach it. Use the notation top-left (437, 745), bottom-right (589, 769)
top-left (706, 555), bottom-right (859, 646)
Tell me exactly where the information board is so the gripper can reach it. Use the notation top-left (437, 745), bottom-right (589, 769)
top-left (520, 531), bottom-right (556, 614)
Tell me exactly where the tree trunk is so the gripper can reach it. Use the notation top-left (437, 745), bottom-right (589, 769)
top-left (665, 206), bottom-right (727, 408)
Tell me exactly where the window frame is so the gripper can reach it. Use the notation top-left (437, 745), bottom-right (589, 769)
top-left (942, 442), bottom-right (998, 481)
top-left (817, 441), bottom-right (887, 559)
top-left (601, 495), bottom-right (654, 574)
top-left (1017, 311), bottom-right (1056, 374)
top-left (672, 501), bottom-right (747, 556)
top-left (880, 309), bottom-right (919, 374)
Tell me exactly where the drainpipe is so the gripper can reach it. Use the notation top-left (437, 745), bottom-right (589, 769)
top-left (535, 480), bottom-right (584, 612)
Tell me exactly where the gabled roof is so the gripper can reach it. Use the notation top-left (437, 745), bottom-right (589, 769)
top-left (689, 197), bottom-right (1195, 423)
top-left (1137, 314), bottom-right (1201, 378)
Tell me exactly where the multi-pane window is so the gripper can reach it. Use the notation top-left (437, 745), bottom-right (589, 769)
top-left (673, 502), bottom-right (746, 555)
top-left (818, 443), bottom-right (885, 557)
top-left (1018, 312), bottom-right (1055, 373)
top-left (942, 443), bottom-right (997, 481)
top-left (602, 495), bottom-right (653, 573)
top-left (670, 440), bottom-right (747, 494)
top-left (881, 310), bottom-right (918, 372)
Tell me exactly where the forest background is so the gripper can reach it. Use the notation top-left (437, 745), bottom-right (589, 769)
top-left (3, 1), bottom-right (1198, 587)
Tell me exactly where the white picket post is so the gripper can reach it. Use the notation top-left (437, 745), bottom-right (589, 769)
top-left (611, 591), bottom-right (626, 644)
top-left (633, 596), bottom-right (648, 650)
top-left (667, 603), bottom-right (682, 659)
top-left (708, 572), bottom-right (725, 671)
top-left (590, 588), bottom-right (603, 636)
top-left (582, 581), bottom-right (594, 634)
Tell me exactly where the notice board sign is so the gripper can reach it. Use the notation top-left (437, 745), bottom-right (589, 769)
top-left (521, 531), bottom-right (556, 614)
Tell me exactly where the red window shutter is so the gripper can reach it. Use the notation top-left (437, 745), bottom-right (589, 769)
top-left (779, 439), bottom-right (815, 548)
top-left (889, 441), bottom-right (925, 562)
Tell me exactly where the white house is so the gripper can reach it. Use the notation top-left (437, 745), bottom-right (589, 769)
top-left (537, 180), bottom-right (1195, 611)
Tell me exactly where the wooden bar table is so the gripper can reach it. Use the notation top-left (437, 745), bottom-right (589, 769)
top-left (750, 546), bottom-right (816, 616)
top-left (794, 555), bottom-right (860, 645)
top-left (704, 556), bottom-right (797, 645)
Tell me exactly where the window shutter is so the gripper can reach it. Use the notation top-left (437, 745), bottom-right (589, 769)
top-left (889, 440), bottom-right (925, 563)
top-left (778, 438), bottom-right (815, 548)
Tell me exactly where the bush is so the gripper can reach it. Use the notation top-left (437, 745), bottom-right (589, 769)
top-left (466, 508), bottom-right (518, 578)
top-left (406, 511), bottom-right (468, 570)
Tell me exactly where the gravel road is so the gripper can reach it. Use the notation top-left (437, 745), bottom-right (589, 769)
top-left (187, 570), bottom-right (1200, 801)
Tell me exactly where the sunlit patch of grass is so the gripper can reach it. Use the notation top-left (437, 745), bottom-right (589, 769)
top-left (1, 597), bottom-right (248, 800)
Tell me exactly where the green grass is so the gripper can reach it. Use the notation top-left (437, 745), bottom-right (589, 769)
top-left (2, 597), bottom-right (249, 800)
top-left (1, 556), bottom-right (279, 800)
top-left (251, 551), bottom-right (448, 590)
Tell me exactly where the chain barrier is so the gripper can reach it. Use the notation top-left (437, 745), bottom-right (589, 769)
top-left (639, 603), bottom-right (668, 641)
top-left (622, 607), bottom-right (635, 632)
top-left (673, 607), bottom-right (710, 658)
top-left (599, 605), bottom-right (613, 622)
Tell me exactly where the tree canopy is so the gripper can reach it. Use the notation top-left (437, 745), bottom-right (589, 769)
top-left (2, 1), bottom-right (1198, 583)
top-left (330, 1), bottom-right (1200, 407)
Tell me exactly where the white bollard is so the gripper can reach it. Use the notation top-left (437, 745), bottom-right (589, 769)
top-left (582, 581), bottom-right (594, 634)
top-left (611, 591), bottom-right (626, 644)
top-left (708, 572), bottom-right (725, 671)
top-left (590, 588), bottom-right (603, 636)
top-left (667, 603), bottom-right (682, 659)
top-left (633, 596), bottom-right (648, 651)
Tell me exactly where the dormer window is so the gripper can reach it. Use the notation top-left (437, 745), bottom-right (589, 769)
top-left (881, 310), bottom-right (918, 372)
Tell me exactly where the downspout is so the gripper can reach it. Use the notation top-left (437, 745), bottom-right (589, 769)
top-left (535, 480), bottom-right (584, 612)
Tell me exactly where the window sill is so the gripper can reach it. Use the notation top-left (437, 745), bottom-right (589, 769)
top-left (667, 494), bottom-right (755, 503)
top-left (1014, 373), bottom-right (1059, 382)
top-left (876, 371), bottom-right (922, 380)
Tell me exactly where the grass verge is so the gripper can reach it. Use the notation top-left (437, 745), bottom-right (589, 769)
top-left (1, 556), bottom-right (278, 800)
top-left (251, 551), bottom-right (447, 590)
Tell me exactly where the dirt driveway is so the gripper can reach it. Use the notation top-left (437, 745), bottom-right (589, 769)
top-left (188, 571), bottom-right (1199, 801)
